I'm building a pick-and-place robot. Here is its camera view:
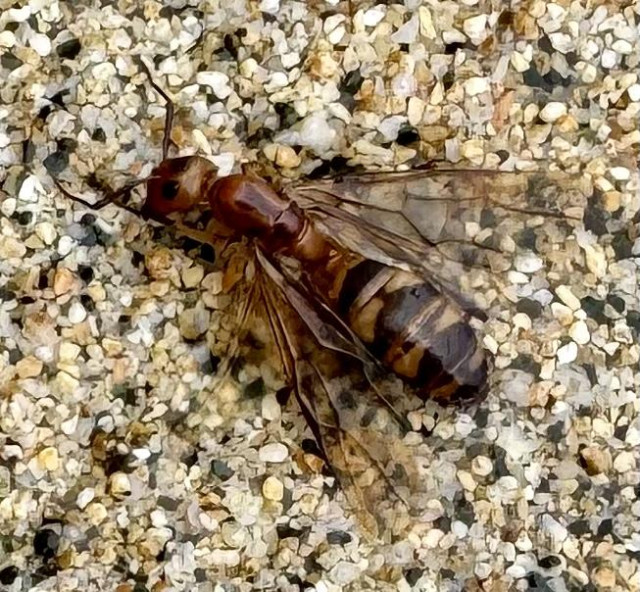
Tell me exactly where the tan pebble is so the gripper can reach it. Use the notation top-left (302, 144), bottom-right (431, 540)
top-left (59, 342), bottom-right (81, 362)
top-left (86, 502), bottom-right (108, 525)
top-left (601, 191), bottom-right (621, 212)
top-left (145, 247), bottom-right (175, 280)
top-left (87, 283), bottom-right (106, 302)
top-left (275, 145), bottom-right (301, 168)
top-left (109, 472), bottom-right (132, 498)
top-left (557, 114), bottom-right (579, 133)
top-left (37, 447), bottom-right (60, 471)
top-left (16, 356), bottom-right (43, 378)
top-left (102, 338), bottom-right (123, 356)
top-left (55, 371), bottom-right (80, 394)
top-left (182, 265), bottom-right (204, 288)
top-left (262, 475), bottom-right (284, 501)
top-left (580, 446), bottom-right (611, 476)
top-left (457, 470), bottom-right (477, 491)
top-left (592, 566), bottom-right (616, 588)
top-left (53, 268), bottom-right (76, 296)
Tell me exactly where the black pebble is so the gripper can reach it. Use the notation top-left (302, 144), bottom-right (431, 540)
top-left (80, 213), bottom-right (96, 226)
top-left (44, 151), bottom-right (69, 175)
top-left (78, 265), bottom-right (94, 282)
top-left (396, 124), bottom-right (420, 146)
top-left (404, 567), bottom-right (423, 586)
top-left (91, 127), bottom-right (106, 142)
top-left (211, 460), bottom-right (234, 481)
top-left (277, 524), bottom-right (304, 539)
top-left (12, 210), bottom-right (33, 225)
top-left (538, 555), bottom-right (561, 569)
top-left (627, 311), bottom-right (640, 335)
top-left (327, 530), bottom-right (352, 545)
top-left (244, 377), bottom-right (265, 400)
top-left (606, 294), bottom-right (625, 314)
top-left (201, 354), bottom-right (220, 374)
top-left (56, 38), bottom-right (81, 59)
top-left (510, 354), bottom-right (541, 376)
top-left (611, 233), bottom-right (633, 259)
top-left (33, 528), bottom-right (60, 560)
top-left (581, 296), bottom-right (606, 324)
top-left (546, 422), bottom-right (565, 442)
top-left (516, 298), bottom-right (542, 319)
top-left (1, 52), bottom-right (22, 69)
top-left (199, 243), bottom-right (216, 263)
top-left (567, 519), bottom-right (590, 536)
top-left (0, 566), bottom-right (18, 585)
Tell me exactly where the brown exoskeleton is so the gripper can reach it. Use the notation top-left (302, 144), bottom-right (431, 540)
top-left (54, 62), bottom-right (589, 539)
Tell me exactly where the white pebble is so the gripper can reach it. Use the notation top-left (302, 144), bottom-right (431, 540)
top-left (539, 102), bottom-right (567, 123)
top-left (611, 39), bottom-right (633, 54)
top-left (463, 14), bottom-right (487, 42)
top-left (601, 49), bottom-right (617, 68)
top-left (29, 33), bottom-right (52, 56)
top-left (512, 312), bottom-right (532, 331)
top-left (68, 301), bottom-right (87, 324)
top-left (511, 51), bottom-right (530, 72)
top-left (391, 15), bottom-right (419, 44)
top-left (18, 175), bottom-right (44, 203)
top-left (627, 84), bottom-right (640, 102)
top-left (196, 71), bottom-right (232, 99)
top-left (298, 113), bottom-right (336, 154)
top-left (464, 77), bottom-right (489, 96)
top-left (261, 394), bottom-right (281, 421)
top-left (452, 520), bottom-right (468, 538)
top-left (77, 488), bottom-right (95, 509)
top-left (0, 31), bottom-right (16, 48)
top-left (514, 253), bottom-right (543, 273)
top-left (258, 443), bottom-right (288, 463)
top-left (610, 166), bottom-right (630, 181)
top-left (557, 342), bottom-right (578, 365)
top-left (555, 285), bottom-right (581, 310)
top-left (330, 562), bottom-right (362, 585)
top-left (613, 450), bottom-right (635, 473)
top-left (471, 455), bottom-right (493, 476)
top-left (363, 7), bottom-right (386, 27)
top-left (258, 0), bottom-right (279, 13)
top-left (36, 222), bottom-right (56, 245)
top-left (540, 514), bottom-right (568, 542)
top-left (569, 320), bottom-right (590, 345)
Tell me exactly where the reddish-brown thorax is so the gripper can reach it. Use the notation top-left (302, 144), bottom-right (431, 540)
top-left (144, 156), bottom-right (337, 268)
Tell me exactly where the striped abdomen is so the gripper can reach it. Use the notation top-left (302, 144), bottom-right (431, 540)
top-left (335, 259), bottom-right (488, 403)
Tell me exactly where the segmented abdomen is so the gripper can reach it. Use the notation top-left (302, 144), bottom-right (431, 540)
top-left (336, 259), bottom-right (488, 403)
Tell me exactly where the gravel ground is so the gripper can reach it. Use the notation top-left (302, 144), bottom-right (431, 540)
top-left (1, 1), bottom-right (639, 591)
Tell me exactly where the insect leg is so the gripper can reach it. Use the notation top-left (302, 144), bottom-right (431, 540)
top-left (136, 57), bottom-right (175, 160)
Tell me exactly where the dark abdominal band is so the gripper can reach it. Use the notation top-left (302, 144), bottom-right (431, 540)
top-left (337, 260), bottom-right (487, 400)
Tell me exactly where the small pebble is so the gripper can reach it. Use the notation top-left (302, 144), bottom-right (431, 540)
top-left (539, 103), bottom-right (568, 123)
top-left (471, 456), bottom-right (493, 477)
top-left (569, 321), bottom-right (590, 345)
top-left (68, 301), bottom-right (87, 324)
top-left (262, 476), bottom-right (284, 501)
top-left (258, 443), bottom-right (288, 463)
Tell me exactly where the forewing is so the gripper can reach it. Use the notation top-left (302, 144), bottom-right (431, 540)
top-left (254, 248), bottom-right (424, 540)
top-left (288, 168), bottom-right (591, 288)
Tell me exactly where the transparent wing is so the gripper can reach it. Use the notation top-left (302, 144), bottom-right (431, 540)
top-left (288, 168), bottom-right (591, 295)
top-left (254, 248), bottom-right (424, 541)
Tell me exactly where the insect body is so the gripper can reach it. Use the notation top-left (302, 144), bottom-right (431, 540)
top-left (144, 156), bottom-right (488, 403)
top-left (55, 67), bottom-right (589, 539)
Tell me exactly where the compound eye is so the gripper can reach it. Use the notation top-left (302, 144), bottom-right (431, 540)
top-left (162, 180), bottom-right (180, 201)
